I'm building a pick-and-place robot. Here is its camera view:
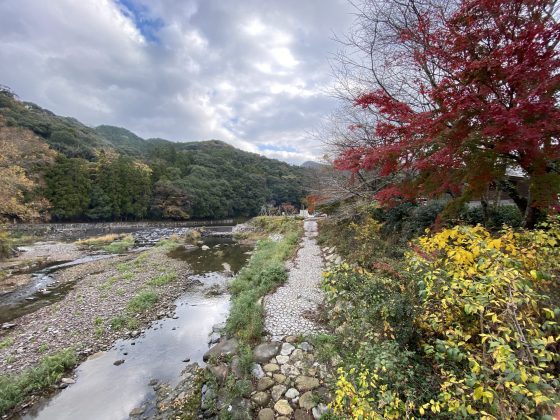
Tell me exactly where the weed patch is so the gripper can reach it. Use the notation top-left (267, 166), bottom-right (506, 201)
top-left (127, 290), bottom-right (158, 314)
top-left (0, 348), bottom-right (77, 415)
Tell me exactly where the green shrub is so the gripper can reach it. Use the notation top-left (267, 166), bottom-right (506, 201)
top-left (461, 204), bottom-right (523, 229)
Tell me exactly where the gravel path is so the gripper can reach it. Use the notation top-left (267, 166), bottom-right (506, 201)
top-left (264, 219), bottom-right (326, 339)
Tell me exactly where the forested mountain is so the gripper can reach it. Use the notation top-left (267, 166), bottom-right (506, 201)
top-left (0, 88), bottom-right (310, 222)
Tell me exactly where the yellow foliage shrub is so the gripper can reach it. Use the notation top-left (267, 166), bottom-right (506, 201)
top-left (409, 218), bottom-right (560, 418)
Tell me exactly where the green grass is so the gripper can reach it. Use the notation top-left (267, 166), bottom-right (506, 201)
top-left (0, 337), bottom-right (14, 350)
top-left (155, 238), bottom-right (181, 251)
top-left (0, 348), bottom-right (77, 415)
top-left (109, 314), bottom-right (139, 331)
top-left (148, 271), bottom-right (177, 287)
top-left (127, 290), bottom-right (159, 314)
top-left (226, 217), bottom-right (302, 343)
top-left (102, 235), bottom-right (135, 254)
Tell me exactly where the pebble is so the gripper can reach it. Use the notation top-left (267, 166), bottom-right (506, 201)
top-left (113, 359), bottom-right (125, 366)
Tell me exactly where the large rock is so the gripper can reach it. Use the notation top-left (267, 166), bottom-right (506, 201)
top-left (203, 338), bottom-right (238, 361)
top-left (274, 400), bottom-right (293, 416)
top-left (295, 376), bottom-right (320, 392)
top-left (253, 341), bottom-right (282, 363)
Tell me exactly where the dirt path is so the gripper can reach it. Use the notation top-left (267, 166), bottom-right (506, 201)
top-left (264, 219), bottom-right (326, 340)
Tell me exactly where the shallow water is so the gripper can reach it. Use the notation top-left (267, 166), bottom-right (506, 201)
top-left (0, 255), bottom-right (112, 324)
top-left (21, 237), bottom-right (250, 420)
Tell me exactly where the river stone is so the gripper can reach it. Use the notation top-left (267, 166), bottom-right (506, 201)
top-left (129, 406), bottom-right (145, 416)
top-left (61, 378), bottom-right (75, 384)
top-left (252, 363), bottom-right (265, 379)
top-left (280, 342), bottom-right (295, 356)
top-left (203, 338), bottom-right (238, 361)
top-left (263, 363), bottom-right (280, 373)
top-left (273, 373), bottom-right (287, 383)
top-left (201, 245), bottom-right (210, 250)
top-left (299, 342), bottom-right (314, 352)
top-left (253, 341), bottom-right (282, 363)
top-left (281, 363), bottom-right (301, 377)
top-left (274, 400), bottom-right (293, 416)
top-left (285, 388), bottom-right (300, 399)
top-left (209, 364), bottom-right (229, 384)
top-left (312, 403), bottom-right (330, 419)
top-left (271, 384), bottom-right (287, 401)
top-left (285, 335), bottom-right (298, 343)
top-left (208, 332), bottom-right (221, 345)
top-left (295, 409), bottom-right (314, 420)
top-left (257, 377), bottom-right (275, 391)
top-left (251, 391), bottom-right (271, 407)
top-left (276, 355), bottom-right (290, 364)
top-left (290, 349), bottom-right (305, 362)
top-left (299, 391), bottom-right (317, 410)
top-left (295, 376), bottom-right (320, 392)
top-left (231, 356), bottom-right (244, 378)
top-left (258, 408), bottom-right (275, 420)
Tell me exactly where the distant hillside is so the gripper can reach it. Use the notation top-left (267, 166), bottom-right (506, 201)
top-left (301, 161), bottom-right (327, 169)
top-left (0, 88), bottom-right (311, 222)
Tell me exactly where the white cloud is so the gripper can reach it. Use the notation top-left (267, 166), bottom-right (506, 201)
top-left (0, 0), bottom-right (355, 164)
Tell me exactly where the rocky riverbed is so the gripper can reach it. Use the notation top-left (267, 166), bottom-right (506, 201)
top-left (0, 245), bottom-right (195, 377)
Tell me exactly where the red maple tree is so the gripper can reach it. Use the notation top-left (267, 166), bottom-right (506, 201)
top-left (334, 0), bottom-right (560, 227)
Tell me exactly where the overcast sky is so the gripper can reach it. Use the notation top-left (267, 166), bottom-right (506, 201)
top-left (0, 0), bottom-right (355, 164)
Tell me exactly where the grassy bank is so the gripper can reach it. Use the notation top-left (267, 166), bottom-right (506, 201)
top-left (201, 217), bottom-right (303, 418)
top-left (0, 348), bottom-right (77, 415)
top-left (316, 206), bottom-right (560, 419)
top-left (226, 216), bottom-right (303, 343)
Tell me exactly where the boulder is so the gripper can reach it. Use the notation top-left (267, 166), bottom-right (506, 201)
top-left (253, 341), bottom-right (282, 363)
top-left (203, 338), bottom-right (238, 361)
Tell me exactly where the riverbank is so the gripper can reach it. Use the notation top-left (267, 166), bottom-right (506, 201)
top-left (0, 241), bottom-right (196, 416)
top-left (198, 217), bottom-right (336, 419)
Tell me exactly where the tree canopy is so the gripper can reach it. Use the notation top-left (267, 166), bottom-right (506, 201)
top-left (333, 0), bottom-right (560, 227)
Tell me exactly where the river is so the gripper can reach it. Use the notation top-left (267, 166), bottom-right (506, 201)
top-left (1, 225), bottom-right (252, 419)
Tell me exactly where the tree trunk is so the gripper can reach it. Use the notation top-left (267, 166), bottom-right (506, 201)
top-left (498, 179), bottom-right (527, 216)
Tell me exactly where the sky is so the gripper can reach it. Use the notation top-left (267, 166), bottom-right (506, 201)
top-left (0, 0), bottom-right (355, 164)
